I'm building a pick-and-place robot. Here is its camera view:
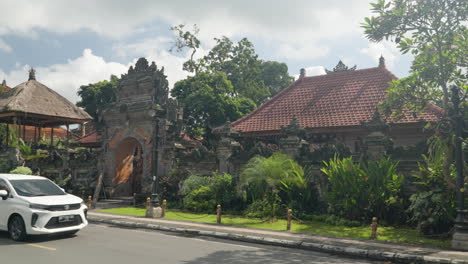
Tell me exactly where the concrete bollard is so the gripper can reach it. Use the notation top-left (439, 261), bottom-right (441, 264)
top-left (146, 197), bottom-right (151, 210)
top-left (87, 195), bottom-right (92, 209)
top-left (371, 217), bottom-right (378, 239)
top-left (162, 200), bottom-right (167, 218)
top-left (287, 209), bottom-right (292, 231)
top-left (133, 193), bottom-right (137, 207)
top-left (216, 204), bottom-right (222, 224)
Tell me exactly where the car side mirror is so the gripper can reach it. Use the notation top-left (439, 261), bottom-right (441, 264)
top-left (0, 190), bottom-right (8, 200)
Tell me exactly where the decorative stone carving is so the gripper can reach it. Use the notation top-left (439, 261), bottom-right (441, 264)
top-left (325, 60), bottom-right (357, 74)
top-left (279, 117), bottom-right (308, 158)
top-left (100, 58), bottom-right (181, 197)
top-left (361, 110), bottom-right (391, 160)
top-left (215, 122), bottom-right (240, 173)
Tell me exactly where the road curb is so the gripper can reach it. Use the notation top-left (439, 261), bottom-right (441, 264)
top-left (88, 216), bottom-right (465, 264)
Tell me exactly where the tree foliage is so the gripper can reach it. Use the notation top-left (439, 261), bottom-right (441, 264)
top-left (170, 24), bottom-right (293, 105)
top-left (171, 71), bottom-right (256, 138)
top-left (77, 75), bottom-right (119, 120)
top-left (362, 0), bottom-right (467, 116)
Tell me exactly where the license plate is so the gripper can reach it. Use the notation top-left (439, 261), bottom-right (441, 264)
top-left (58, 215), bottom-right (75, 223)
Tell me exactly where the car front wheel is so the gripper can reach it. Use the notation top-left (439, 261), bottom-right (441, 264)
top-left (8, 215), bottom-right (27, 241)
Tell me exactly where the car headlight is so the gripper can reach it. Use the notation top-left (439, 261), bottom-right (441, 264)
top-left (29, 203), bottom-right (49, 210)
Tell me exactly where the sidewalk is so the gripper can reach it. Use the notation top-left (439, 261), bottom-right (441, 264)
top-left (88, 211), bottom-right (468, 264)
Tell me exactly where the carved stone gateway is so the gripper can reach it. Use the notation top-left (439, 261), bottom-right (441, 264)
top-left (100, 58), bottom-right (182, 197)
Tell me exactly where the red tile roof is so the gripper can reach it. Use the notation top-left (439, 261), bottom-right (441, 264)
top-left (229, 66), bottom-right (442, 135)
top-left (1, 84), bottom-right (11, 93)
top-left (79, 131), bottom-right (100, 145)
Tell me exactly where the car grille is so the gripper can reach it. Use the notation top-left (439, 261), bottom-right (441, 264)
top-left (45, 215), bottom-right (83, 229)
top-left (48, 203), bottom-right (81, 211)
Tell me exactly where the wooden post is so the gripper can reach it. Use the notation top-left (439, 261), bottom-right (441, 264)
top-left (146, 197), bottom-right (151, 210)
top-left (287, 209), bottom-right (292, 231)
top-left (66, 123), bottom-right (70, 146)
top-left (38, 126), bottom-right (42, 142)
top-left (133, 193), bottom-right (136, 207)
top-left (92, 172), bottom-right (103, 209)
top-left (162, 199), bottom-right (167, 218)
top-left (33, 126), bottom-right (37, 143)
top-left (216, 204), bottom-right (222, 224)
top-left (5, 124), bottom-right (9, 146)
top-left (50, 127), bottom-right (54, 146)
top-left (87, 195), bottom-right (93, 209)
top-left (371, 217), bottom-right (378, 239)
top-left (22, 124), bottom-right (26, 142)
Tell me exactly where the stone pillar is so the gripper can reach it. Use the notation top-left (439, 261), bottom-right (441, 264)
top-left (360, 110), bottom-right (391, 161)
top-left (279, 116), bottom-right (307, 159)
top-left (364, 131), bottom-right (387, 161)
top-left (217, 145), bottom-right (232, 173)
top-left (214, 123), bottom-right (240, 174)
top-left (279, 135), bottom-right (304, 159)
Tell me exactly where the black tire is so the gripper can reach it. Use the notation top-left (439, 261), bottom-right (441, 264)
top-left (8, 215), bottom-right (27, 241)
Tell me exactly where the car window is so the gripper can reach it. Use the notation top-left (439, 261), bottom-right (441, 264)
top-left (9, 179), bottom-right (65, 197)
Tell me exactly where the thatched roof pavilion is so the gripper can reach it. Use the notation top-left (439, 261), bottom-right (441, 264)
top-left (0, 69), bottom-right (92, 144)
top-left (0, 69), bottom-right (92, 127)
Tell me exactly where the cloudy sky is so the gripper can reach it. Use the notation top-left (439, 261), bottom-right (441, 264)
top-left (0, 0), bottom-right (411, 103)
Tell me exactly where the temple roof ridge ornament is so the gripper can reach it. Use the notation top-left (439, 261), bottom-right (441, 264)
top-left (28, 67), bottom-right (36, 81)
top-left (325, 60), bottom-right (357, 74)
top-left (360, 109), bottom-right (389, 132)
top-left (379, 55), bottom-right (386, 68)
top-left (281, 116), bottom-right (305, 137)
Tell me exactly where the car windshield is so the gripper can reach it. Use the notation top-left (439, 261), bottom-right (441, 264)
top-left (9, 179), bottom-right (65, 197)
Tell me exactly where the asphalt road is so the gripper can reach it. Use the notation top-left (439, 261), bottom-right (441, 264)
top-left (0, 224), bottom-right (385, 264)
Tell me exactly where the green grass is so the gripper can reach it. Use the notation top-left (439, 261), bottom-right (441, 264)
top-left (97, 207), bottom-right (450, 248)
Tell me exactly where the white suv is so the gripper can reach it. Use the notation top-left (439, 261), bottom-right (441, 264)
top-left (0, 174), bottom-right (88, 241)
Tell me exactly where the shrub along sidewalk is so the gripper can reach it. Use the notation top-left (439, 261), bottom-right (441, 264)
top-left (97, 207), bottom-right (449, 248)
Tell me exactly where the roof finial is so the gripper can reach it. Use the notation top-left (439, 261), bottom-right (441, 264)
top-left (299, 68), bottom-right (306, 79)
top-left (325, 60), bottom-right (357, 74)
top-left (28, 67), bottom-right (36, 81)
top-left (379, 55), bottom-right (385, 68)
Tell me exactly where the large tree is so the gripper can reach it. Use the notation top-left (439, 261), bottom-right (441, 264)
top-left (172, 71), bottom-right (256, 138)
top-left (362, 0), bottom-right (467, 187)
top-left (170, 25), bottom-right (293, 105)
top-left (362, 0), bottom-right (467, 115)
top-left (77, 75), bottom-right (119, 120)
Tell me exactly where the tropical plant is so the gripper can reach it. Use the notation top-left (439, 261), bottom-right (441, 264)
top-left (239, 152), bottom-right (306, 218)
top-left (183, 185), bottom-right (216, 213)
top-left (181, 173), bottom-right (238, 213)
top-left (322, 156), bottom-right (404, 222)
top-left (322, 156), bottom-right (366, 220)
top-left (9, 166), bottom-right (33, 175)
top-left (407, 155), bottom-right (456, 235)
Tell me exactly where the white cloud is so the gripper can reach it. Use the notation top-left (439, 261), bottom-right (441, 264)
top-left (111, 36), bottom-right (211, 88)
top-left (0, 0), bottom-right (374, 61)
top-left (0, 39), bottom-right (12, 53)
top-left (275, 43), bottom-right (329, 61)
top-left (360, 41), bottom-right (402, 70)
top-left (0, 49), bottom-right (129, 103)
